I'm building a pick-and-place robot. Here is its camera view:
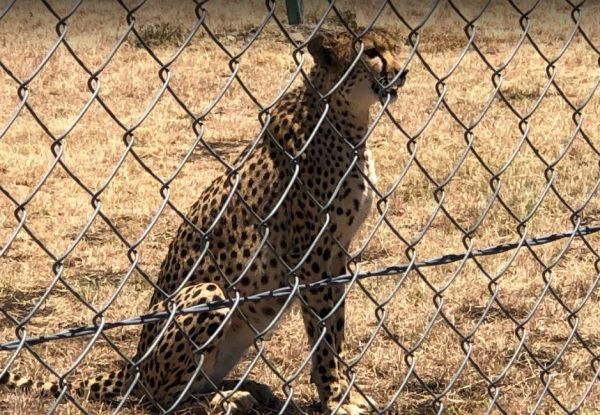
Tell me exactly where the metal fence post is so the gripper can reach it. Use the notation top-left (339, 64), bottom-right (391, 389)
top-left (285, 0), bottom-right (304, 25)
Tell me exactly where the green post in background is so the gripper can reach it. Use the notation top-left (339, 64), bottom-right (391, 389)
top-left (285, 0), bottom-right (304, 25)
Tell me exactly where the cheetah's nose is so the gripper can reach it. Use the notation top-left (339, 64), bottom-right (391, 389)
top-left (393, 68), bottom-right (408, 87)
top-left (399, 68), bottom-right (408, 82)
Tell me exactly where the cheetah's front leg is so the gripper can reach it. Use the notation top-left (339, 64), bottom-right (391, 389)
top-left (301, 286), bottom-right (377, 414)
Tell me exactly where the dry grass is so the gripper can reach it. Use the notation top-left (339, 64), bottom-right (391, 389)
top-left (1, 0), bottom-right (600, 414)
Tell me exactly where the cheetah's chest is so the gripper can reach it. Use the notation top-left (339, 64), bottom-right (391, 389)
top-left (332, 149), bottom-right (377, 248)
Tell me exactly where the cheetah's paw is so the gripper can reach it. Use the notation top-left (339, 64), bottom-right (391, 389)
top-left (241, 380), bottom-right (281, 409)
top-left (210, 390), bottom-right (258, 414)
top-left (324, 393), bottom-right (377, 415)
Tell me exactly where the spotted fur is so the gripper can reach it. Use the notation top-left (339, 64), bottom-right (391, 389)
top-left (1, 30), bottom-right (407, 414)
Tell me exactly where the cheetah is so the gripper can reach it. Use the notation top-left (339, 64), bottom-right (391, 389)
top-left (1, 30), bottom-right (407, 414)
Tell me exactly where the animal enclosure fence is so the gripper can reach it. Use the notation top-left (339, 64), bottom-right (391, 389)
top-left (1, 0), bottom-right (600, 414)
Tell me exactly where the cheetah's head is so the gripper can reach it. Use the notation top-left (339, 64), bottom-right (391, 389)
top-left (307, 29), bottom-right (408, 107)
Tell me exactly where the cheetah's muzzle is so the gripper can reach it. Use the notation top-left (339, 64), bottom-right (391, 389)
top-left (372, 68), bottom-right (409, 100)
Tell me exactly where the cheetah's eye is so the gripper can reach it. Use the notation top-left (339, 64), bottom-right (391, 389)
top-left (364, 48), bottom-right (379, 59)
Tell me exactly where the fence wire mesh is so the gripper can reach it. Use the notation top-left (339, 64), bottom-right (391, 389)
top-left (1, 0), bottom-right (600, 414)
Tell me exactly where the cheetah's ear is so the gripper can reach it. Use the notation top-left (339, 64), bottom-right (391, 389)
top-left (307, 33), bottom-right (335, 67)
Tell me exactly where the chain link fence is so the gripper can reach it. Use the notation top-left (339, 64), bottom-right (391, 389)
top-left (1, 0), bottom-right (600, 413)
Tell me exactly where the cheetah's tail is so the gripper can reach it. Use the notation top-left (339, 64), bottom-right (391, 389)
top-left (0, 368), bottom-right (130, 400)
